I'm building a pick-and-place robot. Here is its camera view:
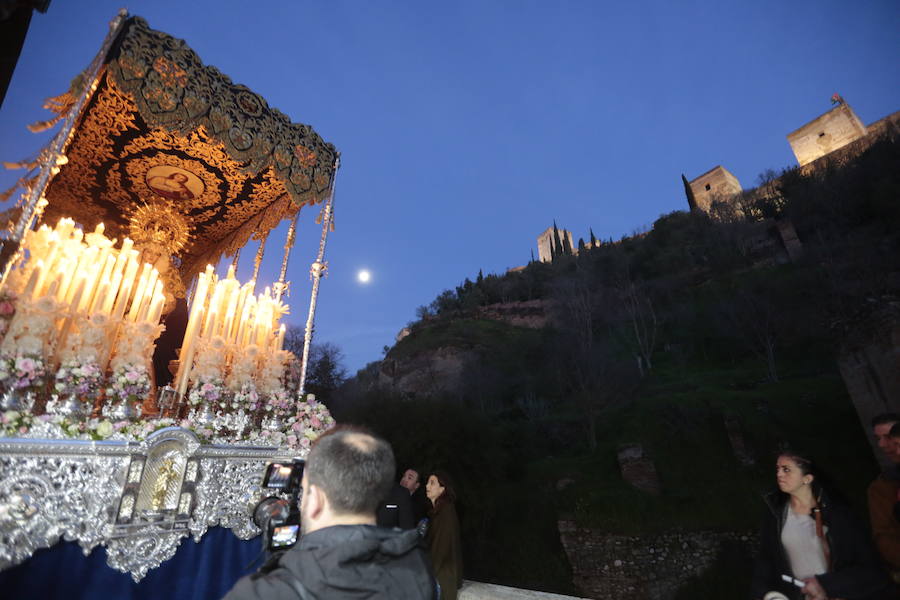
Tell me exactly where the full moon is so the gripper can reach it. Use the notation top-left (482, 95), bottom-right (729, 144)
top-left (357, 269), bottom-right (371, 284)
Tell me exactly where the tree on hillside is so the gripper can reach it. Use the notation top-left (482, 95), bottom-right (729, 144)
top-left (305, 342), bottom-right (349, 402)
top-left (552, 279), bottom-right (638, 450)
top-left (715, 280), bottom-right (780, 383)
top-left (552, 221), bottom-right (563, 259)
top-left (617, 278), bottom-right (658, 377)
top-left (682, 173), bottom-right (698, 211)
top-left (589, 227), bottom-right (597, 249)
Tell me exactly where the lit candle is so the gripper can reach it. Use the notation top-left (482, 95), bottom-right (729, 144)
top-left (68, 274), bottom-right (88, 313)
top-left (113, 252), bottom-right (140, 320)
top-left (147, 284), bottom-right (165, 324)
top-left (137, 269), bottom-right (159, 322)
top-left (175, 271), bottom-right (210, 397)
top-left (48, 270), bottom-right (66, 302)
top-left (127, 263), bottom-right (152, 322)
top-left (89, 279), bottom-right (110, 313)
top-left (110, 238), bottom-right (132, 286)
top-left (202, 284), bottom-right (223, 337)
top-left (103, 270), bottom-right (122, 315)
top-left (79, 246), bottom-right (101, 305)
top-left (22, 260), bottom-right (44, 299)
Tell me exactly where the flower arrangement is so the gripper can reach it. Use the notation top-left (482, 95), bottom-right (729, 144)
top-left (231, 383), bottom-right (260, 413)
top-left (1, 410), bottom-right (35, 437)
top-left (284, 395), bottom-right (335, 449)
top-left (105, 363), bottom-right (151, 404)
top-left (0, 352), bottom-right (47, 392)
top-left (187, 374), bottom-right (225, 407)
top-left (263, 387), bottom-right (292, 418)
top-left (54, 358), bottom-right (103, 397)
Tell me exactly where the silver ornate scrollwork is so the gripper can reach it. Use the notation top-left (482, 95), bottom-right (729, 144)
top-left (0, 450), bottom-right (128, 568)
top-left (0, 429), bottom-right (287, 581)
top-left (106, 527), bottom-right (188, 582)
top-left (192, 458), bottom-right (269, 541)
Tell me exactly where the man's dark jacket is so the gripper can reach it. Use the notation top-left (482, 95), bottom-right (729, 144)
top-left (750, 490), bottom-right (896, 600)
top-left (376, 484), bottom-right (416, 529)
top-left (223, 524), bottom-right (437, 600)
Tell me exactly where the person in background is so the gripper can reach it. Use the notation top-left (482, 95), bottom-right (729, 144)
top-left (868, 413), bottom-right (900, 580)
top-left (376, 476), bottom-right (415, 529)
top-left (401, 467), bottom-right (431, 524)
top-left (750, 450), bottom-right (894, 600)
top-left (425, 470), bottom-right (463, 600)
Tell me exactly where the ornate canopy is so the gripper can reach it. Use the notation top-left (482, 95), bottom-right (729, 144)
top-left (41, 16), bottom-right (338, 284)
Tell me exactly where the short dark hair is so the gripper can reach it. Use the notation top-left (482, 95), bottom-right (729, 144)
top-left (872, 413), bottom-right (900, 428)
top-left (889, 423), bottom-right (900, 439)
top-left (305, 426), bottom-right (395, 516)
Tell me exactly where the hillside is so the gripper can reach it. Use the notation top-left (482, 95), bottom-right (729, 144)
top-left (328, 128), bottom-right (900, 596)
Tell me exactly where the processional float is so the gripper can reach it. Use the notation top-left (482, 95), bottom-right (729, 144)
top-left (0, 12), bottom-right (337, 579)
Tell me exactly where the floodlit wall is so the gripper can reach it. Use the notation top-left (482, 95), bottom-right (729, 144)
top-left (688, 165), bottom-right (743, 213)
top-left (537, 226), bottom-right (575, 262)
top-left (787, 103), bottom-right (867, 166)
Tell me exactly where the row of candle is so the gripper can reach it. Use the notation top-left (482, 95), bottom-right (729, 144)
top-left (16, 218), bottom-right (166, 324)
top-left (173, 264), bottom-right (288, 398)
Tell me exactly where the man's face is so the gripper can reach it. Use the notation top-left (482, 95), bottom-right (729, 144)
top-left (874, 422), bottom-right (898, 458)
top-left (399, 469), bottom-right (420, 494)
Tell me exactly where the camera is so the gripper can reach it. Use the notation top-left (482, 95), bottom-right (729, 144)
top-left (253, 459), bottom-right (305, 552)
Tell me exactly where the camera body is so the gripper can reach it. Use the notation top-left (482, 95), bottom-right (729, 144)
top-left (254, 459), bottom-right (305, 552)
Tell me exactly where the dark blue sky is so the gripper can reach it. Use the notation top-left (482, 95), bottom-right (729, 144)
top-left (1, 1), bottom-right (898, 371)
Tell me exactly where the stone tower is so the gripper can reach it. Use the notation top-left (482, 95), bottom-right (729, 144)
top-left (537, 226), bottom-right (575, 262)
top-left (687, 166), bottom-right (743, 213)
top-left (787, 101), bottom-right (867, 167)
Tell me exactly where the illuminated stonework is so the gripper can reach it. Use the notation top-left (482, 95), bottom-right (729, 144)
top-left (787, 102), bottom-right (867, 167)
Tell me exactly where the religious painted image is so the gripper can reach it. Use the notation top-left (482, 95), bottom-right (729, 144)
top-left (145, 165), bottom-right (204, 201)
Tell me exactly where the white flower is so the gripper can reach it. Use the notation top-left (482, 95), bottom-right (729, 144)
top-left (95, 421), bottom-right (113, 438)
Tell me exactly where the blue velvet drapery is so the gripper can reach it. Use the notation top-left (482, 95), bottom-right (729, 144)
top-left (0, 527), bottom-right (261, 600)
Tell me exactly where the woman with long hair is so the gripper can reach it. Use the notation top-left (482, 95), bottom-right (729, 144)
top-left (750, 451), bottom-right (894, 600)
top-left (425, 470), bottom-right (463, 600)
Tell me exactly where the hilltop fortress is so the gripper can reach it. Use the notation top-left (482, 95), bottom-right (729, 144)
top-left (538, 98), bottom-right (900, 262)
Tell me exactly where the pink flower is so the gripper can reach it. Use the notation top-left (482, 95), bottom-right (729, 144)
top-left (0, 301), bottom-right (15, 316)
top-left (300, 437), bottom-right (311, 449)
top-left (286, 434), bottom-right (298, 446)
top-left (291, 421), bottom-right (302, 432)
top-left (125, 370), bottom-right (141, 383)
top-left (310, 415), bottom-right (321, 429)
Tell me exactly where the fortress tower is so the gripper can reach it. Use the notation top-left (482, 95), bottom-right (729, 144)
top-left (687, 166), bottom-right (743, 213)
top-left (787, 100), bottom-right (867, 167)
top-left (537, 226), bottom-right (575, 262)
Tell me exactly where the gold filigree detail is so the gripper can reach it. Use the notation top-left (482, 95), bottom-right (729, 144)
top-left (37, 17), bottom-right (338, 295)
top-left (128, 202), bottom-right (191, 255)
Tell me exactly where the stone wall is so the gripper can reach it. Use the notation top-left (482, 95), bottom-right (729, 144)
top-left (787, 103), bottom-right (867, 166)
top-left (557, 521), bottom-right (757, 600)
top-left (460, 580), bottom-right (590, 600)
top-left (688, 165), bottom-right (743, 213)
top-left (537, 226), bottom-right (575, 263)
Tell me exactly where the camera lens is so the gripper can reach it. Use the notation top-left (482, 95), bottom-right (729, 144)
top-left (253, 497), bottom-right (291, 530)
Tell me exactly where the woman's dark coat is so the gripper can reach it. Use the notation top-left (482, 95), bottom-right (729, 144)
top-left (750, 490), bottom-right (896, 600)
top-left (426, 501), bottom-right (463, 600)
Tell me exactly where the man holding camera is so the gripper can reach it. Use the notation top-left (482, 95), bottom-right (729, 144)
top-left (224, 426), bottom-right (438, 599)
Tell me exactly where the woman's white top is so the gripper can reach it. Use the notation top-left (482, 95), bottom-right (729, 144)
top-left (781, 506), bottom-right (828, 579)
